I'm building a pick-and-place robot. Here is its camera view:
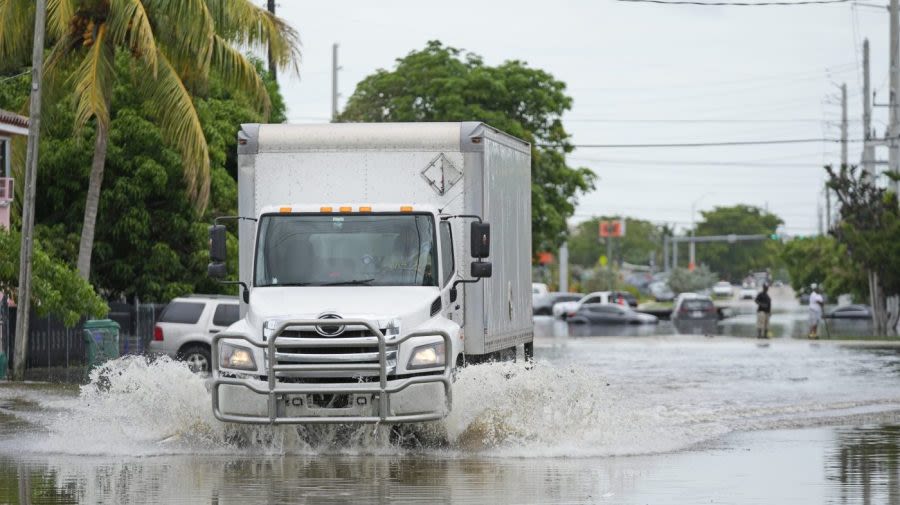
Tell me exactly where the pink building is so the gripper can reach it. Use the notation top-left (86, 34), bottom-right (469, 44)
top-left (0, 109), bottom-right (28, 230)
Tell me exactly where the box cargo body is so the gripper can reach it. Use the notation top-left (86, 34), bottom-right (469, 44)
top-left (236, 122), bottom-right (533, 356)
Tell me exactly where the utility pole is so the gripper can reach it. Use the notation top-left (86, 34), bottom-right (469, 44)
top-left (841, 83), bottom-right (848, 168)
top-left (559, 243), bottom-right (569, 292)
top-left (663, 235), bottom-right (670, 273)
top-left (890, 0), bottom-right (900, 192)
top-left (13, 0), bottom-right (48, 381)
top-left (825, 184), bottom-right (832, 230)
top-left (331, 43), bottom-right (341, 122)
top-left (863, 39), bottom-right (875, 182)
top-left (266, 0), bottom-right (277, 81)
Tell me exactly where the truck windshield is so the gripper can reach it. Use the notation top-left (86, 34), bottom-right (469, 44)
top-left (254, 213), bottom-right (439, 287)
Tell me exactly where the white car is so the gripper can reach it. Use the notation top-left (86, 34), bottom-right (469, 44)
top-left (712, 281), bottom-right (733, 298)
top-left (740, 285), bottom-right (757, 300)
top-left (532, 283), bottom-right (549, 297)
top-left (554, 291), bottom-right (633, 319)
top-left (148, 295), bottom-right (240, 373)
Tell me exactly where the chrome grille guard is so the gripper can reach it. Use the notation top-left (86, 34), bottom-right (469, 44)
top-left (211, 318), bottom-right (452, 424)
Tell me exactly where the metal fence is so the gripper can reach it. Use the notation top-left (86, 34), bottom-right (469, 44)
top-left (0, 298), bottom-right (166, 369)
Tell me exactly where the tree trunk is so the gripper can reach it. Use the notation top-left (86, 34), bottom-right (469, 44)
top-left (76, 121), bottom-right (109, 281)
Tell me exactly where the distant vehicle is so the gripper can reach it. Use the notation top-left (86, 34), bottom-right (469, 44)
top-left (148, 295), bottom-right (240, 373)
top-left (559, 291), bottom-right (638, 319)
top-left (712, 281), bottom-right (734, 298)
top-left (671, 294), bottom-right (718, 322)
top-left (773, 280), bottom-right (784, 287)
top-left (533, 292), bottom-right (583, 316)
top-left (739, 286), bottom-right (756, 300)
top-left (568, 303), bottom-right (658, 325)
top-left (649, 281), bottom-right (675, 302)
top-left (532, 283), bottom-right (550, 309)
top-left (825, 304), bottom-right (872, 320)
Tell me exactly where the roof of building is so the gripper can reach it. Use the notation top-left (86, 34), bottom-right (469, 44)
top-left (0, 108), bottom-right (29, 129)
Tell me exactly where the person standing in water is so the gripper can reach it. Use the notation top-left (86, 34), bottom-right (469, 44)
top-left (755, 284), bottom-right (772, 338)
top-left (808, 284), bottom-right (825, 339)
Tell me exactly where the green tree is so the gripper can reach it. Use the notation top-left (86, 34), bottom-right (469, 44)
top-left (338, 41), bottom-right (596, 252)
top-left (826, 164), bottom-right (900, 333)
top-left (0, 230), bottom-right (107, 326)
top-left (667, 265), bottom-right (717, 294)
top-left (693, 205), bottom-right (783, 281)
top-left (780, 235), bottom-right (867, 301)
top-left (568, 216), bottom-right (671, 268)
top-left (0, 57), bottom-right (282, 302)
top-left (0, 0), bottom-right (300, 281)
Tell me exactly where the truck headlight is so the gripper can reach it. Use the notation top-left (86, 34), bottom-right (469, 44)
top-left (407, 342), bottom-right (445, 369)
top-left (220, 343), bottom-right (257, 371)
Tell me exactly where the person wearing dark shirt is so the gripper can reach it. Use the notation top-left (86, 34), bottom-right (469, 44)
top-left (755, 284), bottom-right (772, 338)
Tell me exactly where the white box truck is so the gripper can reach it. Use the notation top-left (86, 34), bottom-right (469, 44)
top-left (207, 122), bottom-right (533, 424)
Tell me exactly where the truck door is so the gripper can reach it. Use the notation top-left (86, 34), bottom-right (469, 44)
top-left (439, 221), bottom-right (462, 324)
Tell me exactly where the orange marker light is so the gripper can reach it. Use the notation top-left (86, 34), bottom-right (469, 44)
top-left (339, 206), bottom-right (353, 213)
top-left (320, 206), bottom-right (333, 213)
top-left (400, 206), bottom-right (414, 212)
top-left (279, 207), bottom-right (292, 213)
top-left (359, 206), bottom-right (372, 212)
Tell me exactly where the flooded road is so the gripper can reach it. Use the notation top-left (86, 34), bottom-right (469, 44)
top-left (2, 318), bottom-right (900, 503)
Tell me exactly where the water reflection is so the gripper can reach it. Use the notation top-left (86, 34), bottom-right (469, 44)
top-left (826, 426), bottom-right (900, 505)
top-left (0, 455), bottom-right (610, 505)
top-left (534, 312), bottom-right (884, 340)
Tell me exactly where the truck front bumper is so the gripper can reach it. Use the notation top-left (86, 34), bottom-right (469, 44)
top-left (211, 319), bottom-right (452, 424)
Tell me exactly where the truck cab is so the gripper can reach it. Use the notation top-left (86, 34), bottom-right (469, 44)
top-left (208, 122), bottom-right (532, 425)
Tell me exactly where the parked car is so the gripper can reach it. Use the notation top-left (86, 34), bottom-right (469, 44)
top-left (148, 295), bottom-right (240, 373)
top-left (557, 291), bottom-right (637, 319)
top-left (568, 303), bottom-right (658, 325)
top-left (712, 281), bottom-right (734, 298)
top-left (739, 285), bottom-right (757, 300)
top-left (649, 281), bottom-right (675, 302)
top-left (671, 294), bottom-right (718, 322)
top-left (533, 292), bottom-right (584, 316)
top-left (825, 304), bottom-right (872, 319)
top-left (532, 283), bottom-right (549, 297)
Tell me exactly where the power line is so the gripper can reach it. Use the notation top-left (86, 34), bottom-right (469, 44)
top-left (567, 138), bottom-right (863, 148)
top-left (616, 0), bottom-right (850, 5)
top-left (565, 118), bottom-right (826, 123)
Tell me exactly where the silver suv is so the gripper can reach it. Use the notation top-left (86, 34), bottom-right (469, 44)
top-left (148, 295), bottom-right (239, 373)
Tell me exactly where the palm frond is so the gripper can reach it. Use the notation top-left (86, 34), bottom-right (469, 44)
top-left (139, 49), bottom-right (210, 211)
top-left (108, 0), bottom-right (158, 76)
top-left (205, 0), bottom-right (301, 74)
top-left (0, 0), bottom-right (35, 70)
top-left (46, 0), bottom-right (75, 40)
top-left (71, 23), bottom-right (115, 130)
top-left (140, 0), bottom-right (215, 77)
top-left (210, 35), bottom-right (270, 117)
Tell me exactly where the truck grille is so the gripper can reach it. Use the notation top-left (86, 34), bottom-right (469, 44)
top-left (270, 327), bottom-right (397, 375)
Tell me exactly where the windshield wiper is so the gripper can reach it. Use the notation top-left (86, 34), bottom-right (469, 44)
top-left (320, 278), bottom-right (375, 286)
top-left (262, 282), bottom-right (314, 287)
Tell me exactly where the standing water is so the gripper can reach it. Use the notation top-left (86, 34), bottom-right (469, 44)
top-left (2, 332), bottom-right (900, 503)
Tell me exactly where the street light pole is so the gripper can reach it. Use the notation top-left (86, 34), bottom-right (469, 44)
top-left (689, 193), bottom-right (713, 271)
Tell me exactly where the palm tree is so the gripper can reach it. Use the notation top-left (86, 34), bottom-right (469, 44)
top-left (0, 0), bottom-right (300, 279)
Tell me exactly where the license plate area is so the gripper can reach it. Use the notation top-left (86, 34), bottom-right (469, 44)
top-left (279, 394), bottom-right (374, 410)
top-left (691, 310), bottom-right (703, 318)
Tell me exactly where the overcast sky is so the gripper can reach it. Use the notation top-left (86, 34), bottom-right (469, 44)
top-left (274, 0), bottom-right (888, 236)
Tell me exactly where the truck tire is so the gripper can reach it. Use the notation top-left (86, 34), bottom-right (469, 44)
top-left (179, 344), bottom-right (211, 374)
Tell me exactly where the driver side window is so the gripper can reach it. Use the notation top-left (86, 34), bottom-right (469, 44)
top-left (439, 221), bottom-right (455, 287)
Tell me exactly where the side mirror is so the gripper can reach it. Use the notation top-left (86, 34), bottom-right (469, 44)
top-left (470, 222), bottom-right (491, 259)
top-left (209, 225), bottom-right (227, 263)
top-left (471, 261), bottom-right (492, 278)
top-left (208, 262), bottom-right (227, 279)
